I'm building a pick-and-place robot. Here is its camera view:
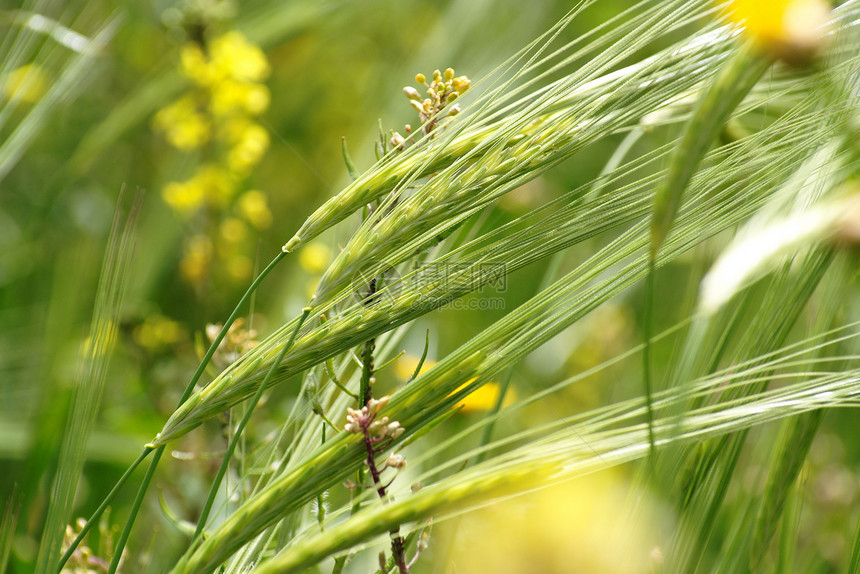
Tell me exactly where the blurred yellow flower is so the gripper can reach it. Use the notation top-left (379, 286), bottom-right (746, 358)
top-left (162, 164), bottom-right (237, 216)
top-left (726, 0), bottom-right (830, 56)
top-left (194, 163), bottom-right (238, 206)
top-left (210, 79), bottom-right (270, 116)
top-left (226, 254), bottom-right (253, 281)
top-left (153, 95), bottom-right (210, 150)
top-left (2, 63), bottom-right (48, 103)
top-left (298, 242), bottom-right (333, 274)
top-left (180, 235), bottom-right (213, 283)
top-left (227, 123), bottom-right (269, 174)
top-left (179, 43), bottom-right (212, 85)
top-left (133, 315), bottom-right (185, 351)
top-left (443, 471), bottom-right (669, 573)
top-left (395, 354), bottom-right (513, 412)
top-left (395, 355), bottom-right (435, 380)
top-left (219, 217), bottom-right (247, 244)
top-left (243, 84), bottom-right (270, 115)
top-left (209, 31), bottom-right (270, 83)
top-left (179, 32), bottom-right (269, 87)
top-left (454, 381), bottom-right (516, 413)
top-left (163, 180), bottom-right (205, 216)
top-left (157, 30), bottom-right (272, 288)
top-left (237, 190), bottom-right (272, 229)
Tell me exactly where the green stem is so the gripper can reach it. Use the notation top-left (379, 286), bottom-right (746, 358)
top-left (360, 337), bottom-right (376, 407)
top-left (332, 555), bottom-right (348, 574)
top-left (375, 350), bottom-right (407, 374)
top-left (316, 425), bottom-right (327, 532)
top-left (359, 277), bottom-right (378, 405)
top-left (192, 307), bottom-right (312, 542)
top-left (475, 369), bottom-right (514, 465)
top-left (71, 251), bottom-right (287, 572)
top-left (643, 255), bottom-right (657, 457)
top-left (107, 448), bottom-right (163, 573)
top-left (408, 329), bottom-right (430, 383)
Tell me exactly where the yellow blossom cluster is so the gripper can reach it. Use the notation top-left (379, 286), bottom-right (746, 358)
top-left (153, 30), bottom-right (275, 287)
top-left (406, 67), bottom-right (471, 125)
top-left (389, 67), bottom-right (470, 150)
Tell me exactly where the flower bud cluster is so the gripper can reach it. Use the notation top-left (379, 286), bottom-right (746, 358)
top-left (387, 67), bottom-right (471, 150)
top-left (204, 317), bottom-right (259, 367)
top-left (343, 395), bottom-right (405, 440)
top-left (403, 67), bottom-right (470, 126)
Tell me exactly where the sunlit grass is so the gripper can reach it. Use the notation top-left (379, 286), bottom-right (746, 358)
top-left (2, 0), bottom-right (859, 573)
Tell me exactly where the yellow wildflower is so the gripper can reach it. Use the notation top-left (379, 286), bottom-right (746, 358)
top-left (298, 242), bottom-right (333, 274)
top-left (227, 123), bottom-right (269, 174)
top-left (395, 355), bottom-right (436, 380)
top-left (726, 0), bottom-right (830, 59)
top-left (209, 31), bottom-right (270, 83)
top-left (134, 315), bottom-right (185, 351)
top-left (180, 235), bottom-right (213, 283)
top-left (2, 64), bottom-right (48, 103)
top-left (395, 355), bottom-right (512, 412)
top-left (226, 254), bottom-right (253, 282)
top-left (220, 217), bottom-right (247, 244)
top-left (237, 190), bottom-right (272, 229)
top-left (210, 79), bottom-right (270, 116)
top-left (195, 163), bottom-right (238, 206)
top-left (179, 43), bottom-right (213, 86)
top-left (163, 180), bottom-right (205, 216)
top-left (445, 472), bottom-right (666, 573)
top-left (454, 381), bottom-right (516, 413)
top-left (153, 95), bottom-right (210, 150)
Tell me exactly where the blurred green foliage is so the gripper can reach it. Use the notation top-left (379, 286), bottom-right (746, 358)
top-left (1, 1), bottom-right (858, 572)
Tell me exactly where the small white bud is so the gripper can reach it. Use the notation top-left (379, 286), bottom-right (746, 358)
top-left (368, 395), bottom-right (390, 414)
top-left (390, 132), bottom-right (405, 149)
top-left (403, 86), bottom-right (422, 100)
top-left (385, 453), bottom-right (406, 469)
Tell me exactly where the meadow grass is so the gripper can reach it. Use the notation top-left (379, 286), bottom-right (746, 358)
top-left (2, 0), bottom-right (859, 572)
